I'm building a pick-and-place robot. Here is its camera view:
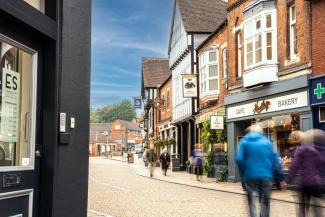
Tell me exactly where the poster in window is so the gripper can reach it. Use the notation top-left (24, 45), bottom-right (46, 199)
top-left (0, 68), bottom-right (20, 143)
top-left (210, 115), bottom-right (224, 130)
top-left (182, 74), bottom-right (198, 98)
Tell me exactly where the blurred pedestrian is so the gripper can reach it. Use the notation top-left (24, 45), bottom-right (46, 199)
top-left (146, 145), bottom-right (158, 177)
top-left (192, 144), bottom-right (204, 181)
top-left (286, 129), bottom-right (325, 217)
top-left (213, 143), bottom-right (227, 182)
top-left (236, 124), bottom-right (285, 217)
top-left (142, 148), bottom-right (148, 167)
top-left (160, 148), bottom-right (171, 176)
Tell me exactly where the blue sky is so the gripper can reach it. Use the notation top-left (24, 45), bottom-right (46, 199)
top-left (91, 0), bottom-right (173, 108)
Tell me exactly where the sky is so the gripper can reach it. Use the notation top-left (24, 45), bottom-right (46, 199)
top-left (91, 0), bottom-right (173, 109)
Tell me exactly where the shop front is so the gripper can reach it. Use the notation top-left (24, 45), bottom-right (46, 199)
top-left (225, 76), bottom-right (312, 181)
top-left (310, 75), bottom-right (325, 130)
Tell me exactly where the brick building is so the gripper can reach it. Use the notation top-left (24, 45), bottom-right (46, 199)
top-left (157, 75), bottom-right (176, 153)
top-left (309, 0), bottom-right (325, 131)
top-left (196, 20), bottom-right (228, 149)
top-left (224, 0), bottom-right (313, 181)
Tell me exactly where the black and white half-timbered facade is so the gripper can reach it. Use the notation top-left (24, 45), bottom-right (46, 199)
top-left (168, 0), bottom-right (227, 168)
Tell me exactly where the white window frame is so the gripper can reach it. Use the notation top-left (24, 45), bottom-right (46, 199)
top-left (244, 10), bottom-right (277, 70)
top-left (0, 34), bottom-right (38, 172)
top-left (222, 48), bottom-right (227, 78)
top-left (199, 48), bottom-right (220, 97)
top-left (289, 4), bottom-right (297, 60)
top-left (237, 32), bottom-right (242, 78)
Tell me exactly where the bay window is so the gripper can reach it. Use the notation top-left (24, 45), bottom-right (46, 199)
top-left (244, 11), bottom-right (277, 69)
top-left (199, 48), bottom-right (219, 97)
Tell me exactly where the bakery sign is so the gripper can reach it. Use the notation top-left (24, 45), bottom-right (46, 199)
top-left (227, 91), bottom-right (308, 120)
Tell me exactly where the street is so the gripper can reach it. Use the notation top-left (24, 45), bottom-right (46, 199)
top-left (88, 158), bottom-right (301, 217)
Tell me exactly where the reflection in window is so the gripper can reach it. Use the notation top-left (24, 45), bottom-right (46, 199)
top-left (24, 0), bottom-right (45, 13)
top-left (0, 40), bottom-right (34, 167)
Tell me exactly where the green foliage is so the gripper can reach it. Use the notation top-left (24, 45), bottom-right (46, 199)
top-left (96, 100), bottom-right (137, 123)
top-left (200, 121), bottom-right (218, 151)
top-left (168, 138), bottom-right (176, 146)
top-left (90, 108), bottom-right (98, 123)
top-left (204, 151), bottom-right (214, 173)
top-left (185, 160), bottom-right (191, 166)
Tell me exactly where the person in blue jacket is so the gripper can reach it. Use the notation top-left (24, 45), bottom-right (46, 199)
top-left (236, 124), bottom-right (286, 217)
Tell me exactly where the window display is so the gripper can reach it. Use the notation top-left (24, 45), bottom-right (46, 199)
top-left (0, 39), bottom-right (35, 167)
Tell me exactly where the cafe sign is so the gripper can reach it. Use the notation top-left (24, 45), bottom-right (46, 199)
top-left (227, 91), bottom-right (308, 120)
top-left (210, 116), bottom-right (224, 130)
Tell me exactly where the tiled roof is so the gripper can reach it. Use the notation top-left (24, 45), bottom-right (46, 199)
top-left (120, 120), bottom-right (142, 132)
top-left (177, 0), bottom-right (227, 33)
top-left (142, 58), bottom-right (171, 88)
top-left (89, 123), bottom-right (113, 144)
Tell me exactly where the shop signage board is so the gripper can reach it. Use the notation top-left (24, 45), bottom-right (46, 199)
top-left (0, 68), bottom-right (20, 143)
top-left (196, 107), bottom-right (226, 124)
top-left (210, 115), bottom-right (224, 130)
top-left (133, 97), bottom-right (142, 109)
top-left (181, 74), bottom-right (198, 98)
top-left (310, 76), bottom-right (325, 106)
top-left (227, 91), bottom-right (308, 120)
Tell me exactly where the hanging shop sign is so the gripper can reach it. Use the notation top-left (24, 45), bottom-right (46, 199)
top-left (210, 115), bottom-right (224, 130)
top-left (196, 107), bottom-right (226, 124)
top-left (310, 76), bottom-right (325, 106)
top-left (227, 91), bottom-right (308, 120)
top-left (181, 74), bottom-right (198, 98)
top-left (0, 68), bottom-right (20, 143)
top-left (133, 97), bottom-right (142, 109)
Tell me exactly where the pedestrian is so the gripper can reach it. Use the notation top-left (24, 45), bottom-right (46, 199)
top-left (213, 143), bottom-right (227, 183)
top-left (142, 148), bottom-right (148, 167)
top-left (146, 145), bottom-right (158, 177)
top-left (236, 124), bottom-right (285, 217)
top-left (160, 148), bottom-right (171, 176)
top-left (192, 144), bottom-right (204, 181)
top-left (286, 129), bottom-right (325, 217)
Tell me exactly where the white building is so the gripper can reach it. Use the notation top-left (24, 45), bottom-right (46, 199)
top-left (168, 0), bottom-right (227, 167)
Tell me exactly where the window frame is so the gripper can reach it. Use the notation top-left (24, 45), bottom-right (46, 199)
top-left (0, 34), bottom-right (38, 172)
top-left (199, 47), bottom-right (220, 97)
top-left (236, 32), bottom-right (242, 79)
top-left (244, 10), bottom-right (277, 70)
top-left (289, 4), bottom-right (297, 60)
top-left (222, 48), bottom-right (227, 79)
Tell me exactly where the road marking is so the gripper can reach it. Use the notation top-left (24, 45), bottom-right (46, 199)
top-left (89, 175), bottom-right (129, 192)
top-left (88, 209), bottom-right (113, 217)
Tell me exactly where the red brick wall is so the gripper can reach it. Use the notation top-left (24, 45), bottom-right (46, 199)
top-left (312, 0), bottom-right (325, 76)
top-left (158, 77), bottom-right (172, 123)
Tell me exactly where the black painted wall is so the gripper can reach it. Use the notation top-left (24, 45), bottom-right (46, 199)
top-left (52, 0), bottom-right (91, 216)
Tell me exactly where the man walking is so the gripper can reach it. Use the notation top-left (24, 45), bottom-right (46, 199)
top-left (236, 124), bottom-right (285, 217)
top-left (160, 148), bottom-right (171, 176)
top-left (146, 145), bottom-right (158, 177)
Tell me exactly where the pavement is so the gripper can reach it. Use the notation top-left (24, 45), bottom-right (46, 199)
top-left (88, 156), bottom-right (325, 217)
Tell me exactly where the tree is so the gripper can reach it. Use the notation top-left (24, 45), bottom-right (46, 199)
top-left (97, 100), bottom-right (136, 123)
top-left (90, 108), bottom-right (98, 123)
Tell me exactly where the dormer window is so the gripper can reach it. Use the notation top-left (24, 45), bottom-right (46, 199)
top-left (199, 48), bottom-right (219, 99)
top-left (244, 11), bottom-right (276, 70)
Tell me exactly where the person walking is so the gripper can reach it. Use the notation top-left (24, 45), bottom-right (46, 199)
top-left (286, 129), bottom-right (325, 217)
top-left (146, 145), bottom-right (158, 177)
top-left (160, 148), bottom-right (171, 176)
top-left (236, 124), bottom-right (285, 217)
top-left (192, 145), bottom-right (204, 181)
top-left (213, 143), bottom-right (227, 183)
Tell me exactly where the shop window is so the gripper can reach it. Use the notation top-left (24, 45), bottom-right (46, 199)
top-left (24, 0), bottom-right (45, 13)
top-left (319, 107), bottom-right (325, 122)
top-left (0, 36), bottom-right (37, 169)
top-left (244, 11), bottom-right (277, 69)
top-left (289, 4), bottom-right (297, 59)
top-left (199, 48), bottom-right (219, 97)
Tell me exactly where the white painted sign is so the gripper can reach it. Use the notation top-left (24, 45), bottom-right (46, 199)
top-left (0, 68), bottom-right (20, 143)
top-left (182, 74), bottom-right (198, 98)
top-left (227, 91), bottom-right (308, 120)
top-left (210, 116), bottom-right (224, 130)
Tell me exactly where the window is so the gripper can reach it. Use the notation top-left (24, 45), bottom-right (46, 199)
top-left (236, 32), bottom-right (242, 78)
top-left (0, 36), bottom-right (37, 169)
top-left (222, 48), bottom-right (227, 78)
top-left (199, 49), bottom-right (219, 96)
top-left (24, 0), bottom-right (45, 13)
top-left (244, 11), bottom-right (276, 69)
top-left (162, 93), bottom-right (165, 112)
top-left (289, 5), bottom-right (297, 59)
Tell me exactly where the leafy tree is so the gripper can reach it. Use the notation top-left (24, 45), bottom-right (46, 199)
top-left (97, 100), bottom-right (136, 123)
top-left (90, 108), bottom-right (98, 123)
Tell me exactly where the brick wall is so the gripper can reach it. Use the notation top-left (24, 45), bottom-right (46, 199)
top-left (312, 0), bottom-right (325, 76)
top-left (158, 77), bottom-right (172, 123)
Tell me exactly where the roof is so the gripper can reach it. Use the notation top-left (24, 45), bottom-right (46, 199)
top-left (141, 58), bottom-right (171, 92)
top-left (120, 120), bottom-right (142, 132)
top-left (89, 123), bottom-right (114, 144)
top-left (177, 0), bottom-right (227, 33)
